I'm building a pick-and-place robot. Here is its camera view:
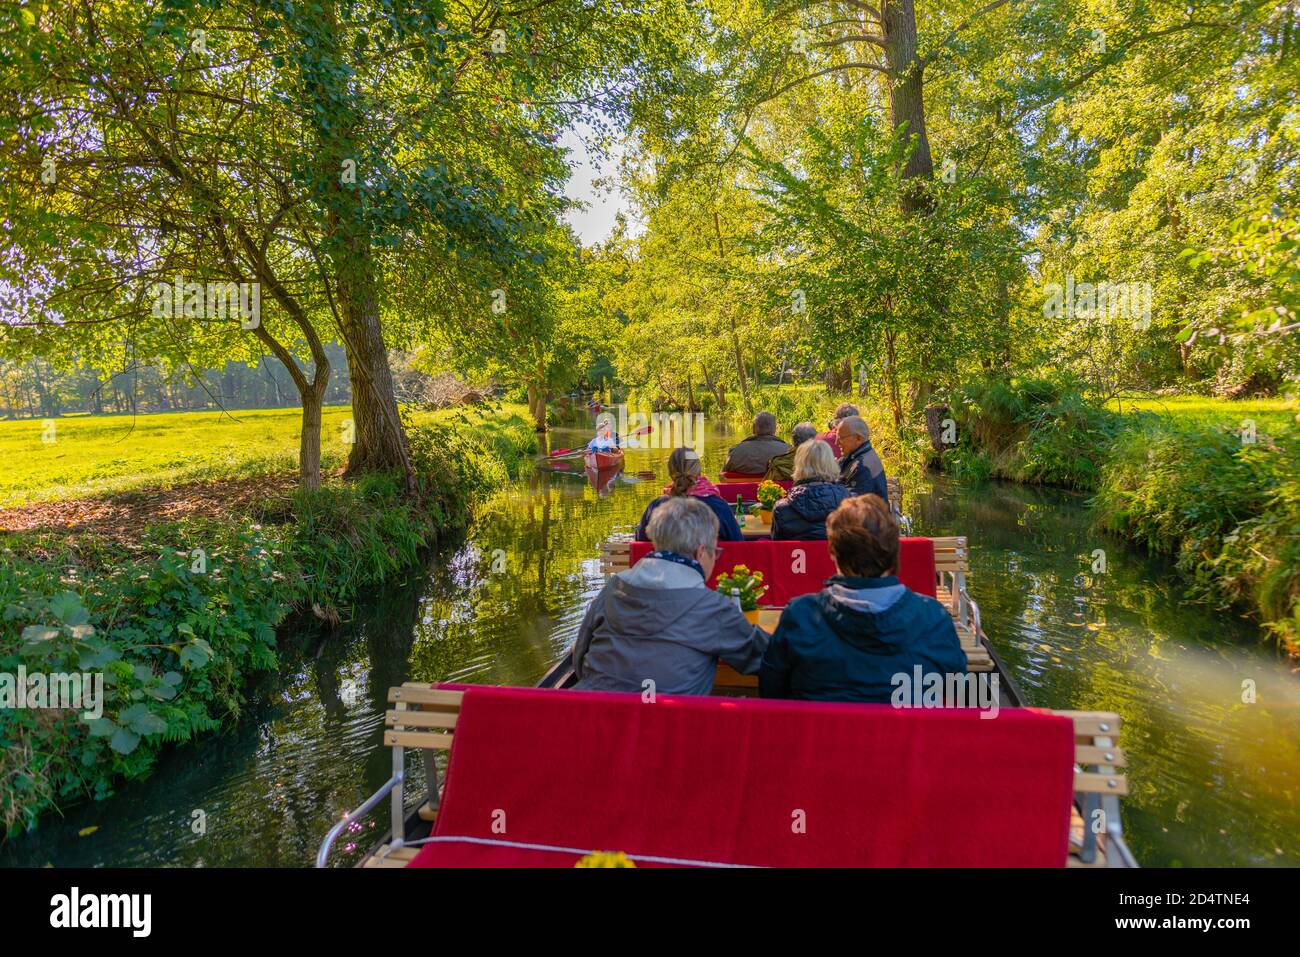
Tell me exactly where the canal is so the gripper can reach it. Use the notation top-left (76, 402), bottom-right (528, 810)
top-left (4, 420), bottom-right (1297, 867)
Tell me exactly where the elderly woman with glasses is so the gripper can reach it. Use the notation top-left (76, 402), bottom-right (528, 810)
top-left (573, 496), bottom-right (769, 697)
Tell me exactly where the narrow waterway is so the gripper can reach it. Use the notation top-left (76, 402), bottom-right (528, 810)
top-left (4, 420), bottom-right (1298, 868)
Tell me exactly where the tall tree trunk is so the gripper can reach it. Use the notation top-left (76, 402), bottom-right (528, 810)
top-left (306, 0), bottom-right (411, 487)
top-left (713, 211), bottom-right (752, 414)
top-left (700, 362), bottom-right (726, 411)
top-left (885, 329), bottom-right (903, 429)
top-left (882, 0), bottom-right (935, 214)
top-left (335, 244), bottom-right (411, 484)
top-left (299, 382), bottom-right (325, 491)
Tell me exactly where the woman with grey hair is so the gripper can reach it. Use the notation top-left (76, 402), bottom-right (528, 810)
top-left (573, 496), bottom-right (768, 696)
top-left (770, 439), bottom-right (853, 540)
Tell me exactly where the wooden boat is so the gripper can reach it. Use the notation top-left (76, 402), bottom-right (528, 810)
top-left (583, 447), bottom-right (624, 471)
top-left (322, 530), bottom-right (1137, 869)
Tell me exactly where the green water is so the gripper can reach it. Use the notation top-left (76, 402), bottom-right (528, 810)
top-left (3, 422), bottom-right (1297, 867)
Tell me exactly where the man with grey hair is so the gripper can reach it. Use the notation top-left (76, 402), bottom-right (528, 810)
top-left (572, 496), bottom-right (768, 696)
top-left (764, 420), bottom-right (818, 481)
top-left (722, 410), bottom-right (792, 476)
top-left (836, 415), bottom-right (888, 503)
top-left (817, 402), bottom-right (859, 457)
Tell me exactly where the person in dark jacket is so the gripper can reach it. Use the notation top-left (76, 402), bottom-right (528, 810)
top-left (575, 496), bottom-right (768, 696)
top-left (722, 411), bottom-right (792, 476)
top-left (764, 421), bottom-right (817, 481)
top-left (769, 439), bottom-right (852, 540)
top-left (636, 447), bottom-right (743, 542)
top-left (759, 494), bottom-right (965, 703)
top-left (836, 414), bottom-right (888, 503)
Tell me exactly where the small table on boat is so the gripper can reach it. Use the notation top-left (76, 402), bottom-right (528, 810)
top-left (715, 608), bottom-right (783, 691)
top-left (741, 513), bottom-right (772, 538)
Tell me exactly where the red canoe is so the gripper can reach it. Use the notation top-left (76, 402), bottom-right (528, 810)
top-left (584, 448), bottom-right (624, 471)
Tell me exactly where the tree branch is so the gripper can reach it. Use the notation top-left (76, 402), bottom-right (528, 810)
top-left (921, 0), bottom-right (1018, 69)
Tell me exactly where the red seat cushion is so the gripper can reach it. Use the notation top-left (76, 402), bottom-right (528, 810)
top-left (720, 470), bottom-right (765, 481)
top-left (897, 538), bottom-right (937, 598)
top-left (715, 480), bottom-right (792, 504)
top-left (630, 541), bottom-right (776, 601)
top-left (406, 686), bottom-right (1076, 868)
top-left (629, 538), bottom-right (937, 602)
top-left (766, 541), bottom-right (840, 606)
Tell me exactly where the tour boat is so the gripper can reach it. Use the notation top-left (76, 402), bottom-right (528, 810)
top-left (319, 529), bottom-right (1137, 870)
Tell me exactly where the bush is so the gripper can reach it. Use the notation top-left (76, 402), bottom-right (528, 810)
top-left (946, 377), bottom-right (1118, 489)
top-left (0, 413), bottom-right (536, 834)
top-left (1093, 417), bottom-right (1299, 655)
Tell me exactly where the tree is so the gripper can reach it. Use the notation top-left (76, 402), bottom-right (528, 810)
top-left (0, 1), bottom-right (582, 487)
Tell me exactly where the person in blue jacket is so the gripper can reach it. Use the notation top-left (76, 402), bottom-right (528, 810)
top-left (836, 415), bottom-right (889, 503)
top-left (759, 494), bottom-right (965, 703)
top-left (769, 439), bottom-right (852, 540)
top-left (635, 447), bottom-right (743, 542)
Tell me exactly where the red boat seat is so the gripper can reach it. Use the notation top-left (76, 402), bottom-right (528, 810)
top-left (626, 538), bottom-right (937, 604)
top-left (629, 541), bottom-right (776, 597)
top-left (715, 480), bottom-right (792, 504)
top-left (720, 470), bottom-right (765, 481)
top-left (405, 686), bottom-right (1076, 867)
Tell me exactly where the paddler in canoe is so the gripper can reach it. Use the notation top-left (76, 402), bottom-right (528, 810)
top-left (584, 412), bottom-right (625, 471)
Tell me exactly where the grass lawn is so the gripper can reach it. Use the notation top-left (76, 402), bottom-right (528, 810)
top-left (0, 403), bottom-right (525, 508)
top-left (1108, 394), bottom-right (1299, 433)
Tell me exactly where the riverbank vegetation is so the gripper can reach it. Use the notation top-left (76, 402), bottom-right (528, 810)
top-left (0, 406), bottom-right (535, 834)
top-left (933, 379), bottom-right (1298, 655)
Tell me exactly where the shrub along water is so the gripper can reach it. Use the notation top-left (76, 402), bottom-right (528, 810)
top-left (938, 378), bottom-right (1299, 656)
top-left (0, 411), bottom-right (536, 835)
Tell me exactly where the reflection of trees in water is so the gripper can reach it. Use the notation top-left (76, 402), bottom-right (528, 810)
top-left (403, 466), bottom-right (654, 686)
top-left (915, 473), bottom-right (1299, 866)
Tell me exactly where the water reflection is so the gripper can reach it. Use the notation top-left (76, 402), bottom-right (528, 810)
top-left (2, 424), bottom-right (1296, 867)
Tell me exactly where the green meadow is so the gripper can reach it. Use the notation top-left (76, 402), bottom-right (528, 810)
top-left (1107, 394), bottom-right (1299, 433)
top-left (0, 404), bottom-right (525, 508)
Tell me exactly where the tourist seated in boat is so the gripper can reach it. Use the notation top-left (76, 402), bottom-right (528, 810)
top-left (635, 447), bottom-right (743, 542)
top-left (836, 414), bottom-right (888, 502)
top-left (763, 421), bottom-right (817, 481)
top-left (588, 411), bottom-right (620, 452)
top-left (574, 496), bottom-right (769, 696)
top-left (759, 494), bottom-right (965, 702)
top-left (816, 402), bottom-right (858, 458)
top-left (769, 439), bottom-right (853, 541)
top-left (721, 411), bottom-right (792, 476)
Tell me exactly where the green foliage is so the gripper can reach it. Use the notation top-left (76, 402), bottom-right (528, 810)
top-left (947, 378), bottom-right (1120, 489)
top-left (0, 414), bottom-right (535, 834)
top-left (1093, 417), bottom-right (1299, 655)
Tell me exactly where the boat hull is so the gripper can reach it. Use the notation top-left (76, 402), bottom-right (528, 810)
top-left (583, 449), bottom-right (624, 471)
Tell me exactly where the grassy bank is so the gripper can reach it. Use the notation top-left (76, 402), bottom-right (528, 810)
top-left (0, 404), bottom-right (536, 835)
top-left (939, 380), bottom-right (1299, 656)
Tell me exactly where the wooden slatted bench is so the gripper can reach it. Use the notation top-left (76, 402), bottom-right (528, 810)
top-left (343, 685), bottom-right (1134, 868)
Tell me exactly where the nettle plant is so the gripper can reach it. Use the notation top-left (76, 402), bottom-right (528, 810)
top-left (715, 565), bottom-right (768, 612)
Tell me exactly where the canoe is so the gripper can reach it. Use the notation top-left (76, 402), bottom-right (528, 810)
top-left (583, 448), bottom-right (624, 471)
